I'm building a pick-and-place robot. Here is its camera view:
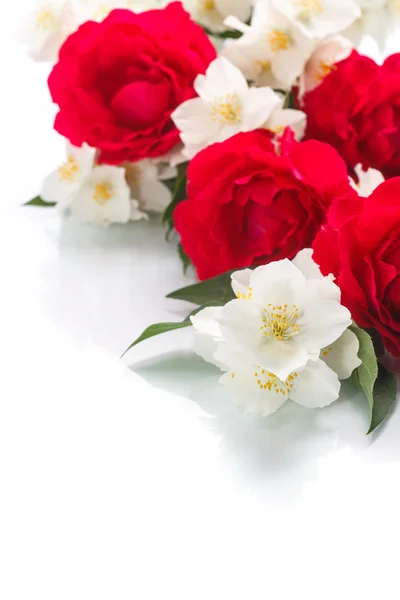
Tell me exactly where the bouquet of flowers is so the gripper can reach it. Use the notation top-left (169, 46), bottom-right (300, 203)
top-left (23, 0), bottom-right (400, 432)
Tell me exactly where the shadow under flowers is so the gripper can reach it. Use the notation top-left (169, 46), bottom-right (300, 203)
top-left (130, 350), bottom-right (374, 501)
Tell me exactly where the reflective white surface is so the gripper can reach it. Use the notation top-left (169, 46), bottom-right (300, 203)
top-left (2, 3), bottom-right (400, 599)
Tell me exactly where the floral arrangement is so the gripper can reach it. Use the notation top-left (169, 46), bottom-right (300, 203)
top-left (23, 0), bottom-right (400, 432)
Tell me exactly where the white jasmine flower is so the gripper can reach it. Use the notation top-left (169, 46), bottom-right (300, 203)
top-left (125, 160), bottom-right (175, 214)
top-left (18, 0), bottom-right (79, 62)
top-left (298, 35), bottom-right (353, 98)
top-left (81, 0), bottom-right (160, 21)
top-left (41, 143), bottom-right (96, 209)
top-left (223, 1), bottom-right (314, 90)
top-left (68, 165), bottom-right (142, 226)
top-left (41, 143), bottom-right (147, 225)
top-left (171, 57), bottom-right (282, 159)
top-left (183, 0), bottom-right (252, 32)
top-left (191, 250), bottom-right (361, 416)
top-left (265, 105), bottom-right (307, 140)
top-left (272, 0), bottom-right (361, 39)
top-left (18, 0), bottom-right (164, 62)
top-left (215, 257), bottom-right (352, 382)
top-left (350, 165), bottom-right (385, 197)
top-left (320, 329), bottom-right (362, 381)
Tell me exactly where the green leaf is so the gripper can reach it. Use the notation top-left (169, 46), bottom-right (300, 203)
top-left (162, 163), bottom-right (188, 239)
top-left (178, 243), bottom-right (192, 275)
top-left (121, 319), bottom-right (193, 357)
top-left (122, 304), bottom-right (219, 357)
top-left (201, 25), bottom-right (243, 39)
top-left (283, 90), bottom-right (296, 110)
top-left (350, 325), bottom-right (378, 412)
top-left (167, 270), bottom-right (236, 305)
top-left (350, 325), bottom-right (398, 433)
top-left (368, 365), bottom-right (397, 434)
top-left (24, 196), bottom-right (56, 207)
top-left (162, 178), bottom-right (177, 195)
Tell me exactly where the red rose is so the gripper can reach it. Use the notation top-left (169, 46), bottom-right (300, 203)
top-left (313, 178), bottom-right (400, 357)
top-left (301, 50), bottom-right (400, 178)
top-left (174, 129), bottom-right (354, 280)
top-left (48, 3), bottom-right (216, 164)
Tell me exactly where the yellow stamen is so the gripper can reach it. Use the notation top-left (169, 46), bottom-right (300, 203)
top-left (125, 163), bottom-right (142, 186)
top-left (93, 181), bottom-right (112, 206)
top-left (267, 30), bottom-right (291, 53)
top-left (260, 304), bottom-right (300, 341)
top-left (294, 0), bottom-right (323, 19)
top-left (253, 369), bottom-right (299, 395)
top-left (269, 125), bottom-right (285, 135)
top-left (236, 286), bottom-right (253, 300)
top-left (35, 6), bottom-right (57, 30)
top-left (199, 0), bottom-right (216, 11)
top-left (210, 93), bottom-right (242, 126)
top-left (254, 59), bottom-right (272, 75)
top-left (93, 3), bottom-right (112, 21)
top-left (315, 60), bottom-right (337, 83)
top-left (58, 155), bottom-right (80, 183)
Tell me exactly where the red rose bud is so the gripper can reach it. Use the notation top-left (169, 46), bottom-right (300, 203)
top-left (174, 129), bottom-right (355, 280)
top-left (301, 50), bottom-right (400, 179)
top-left (48, 3), bottom-right (216, 165)
top-left (313, 177), bottom-right (400, 357)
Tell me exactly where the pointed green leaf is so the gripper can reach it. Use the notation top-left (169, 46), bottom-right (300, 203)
top-left (167, 270), bottom-right (236, 305)
top-left (201, 25), bottom-right (243, 39)
top-left (283, 90), bottom-right (296, 110)
top-left (122, 303), bottom-right (220, 357)
top-left (350, 325), bottom-right (397, 433)
top-left (24, 196), bottom-right (56, 207)
top-left (121, 320), bottom-right (193, 357)
top-left (162, 162), bottom-right (188, 239)
top-left (178, 243), bottom-right (192, 275)
top-left (350, 325), bottom-right (378, 413)
top-left (368, 365), bottom-right (397, 434)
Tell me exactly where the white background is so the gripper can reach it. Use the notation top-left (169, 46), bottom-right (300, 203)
top-left (2, 2), bottom-right (400, 599)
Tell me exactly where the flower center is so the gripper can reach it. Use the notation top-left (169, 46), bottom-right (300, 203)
top-left (267, 30), bottom-right (291, 53)
top-left (269, 125), bottom-right (285, 135)
top-left (261, 304), bottom-right (300, 341)
top-left (293, 0), bottom-right (323, 19)
top-left (93, 182), bottom-right (112, 205)
top-left (254, 59), bottom-right (272, 75)
top-left (93, 3), bottom-right (112, 20)
top-left (210, 93), bottom-right (242, 126)
top-left (253, 368), bottom-right (299, 395)
top-left (125, 163), bottom-right (142, 186)
top-left (236, 286), bottom-right (253, 300)
top-left (58, 155), bottom-right (80, 183)
top-left (315, 60), bottom-right (336, 82)
top-left (35, 6), bottom-right (57, 30)
top-left (198, 0), bottom-right (216, 13)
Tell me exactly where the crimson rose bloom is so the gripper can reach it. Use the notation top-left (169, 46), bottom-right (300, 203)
top-left (174, 130), bottom-right (354, 280)
top-left (301, 51), bottom-right (400, 178)
top-left (48, 3), bottom-right (216, 164)
top-left (313, 178), bottom-right (400, 357)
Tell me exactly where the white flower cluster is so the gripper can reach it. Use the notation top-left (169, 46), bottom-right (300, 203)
top-left (23, 0), bottom-right (364, 224)
top-left (40, 144), bottom-right (175, 226)
top-left (222, 0), bottom-right (360, 90)
top-left (18, 0), bottom-right (169, 62)
top-left (172, 0), bottom-right (362, 159)
top-left (171, 57), bottom-right (306, 159)
top-left (191, 250), bottom-right (362, 416)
